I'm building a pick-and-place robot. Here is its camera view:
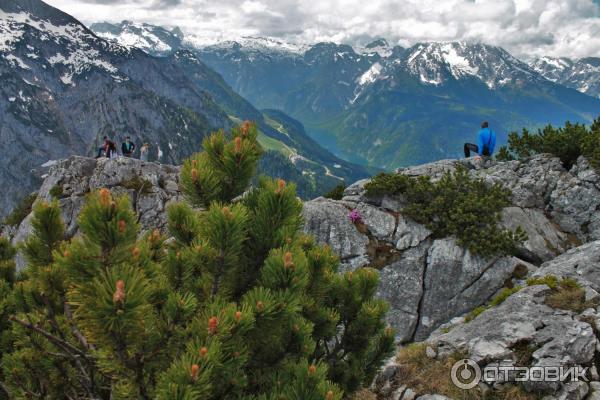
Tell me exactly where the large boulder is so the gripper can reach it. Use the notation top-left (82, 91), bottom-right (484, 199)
top-left (8, 156), bottom-right (182, 269)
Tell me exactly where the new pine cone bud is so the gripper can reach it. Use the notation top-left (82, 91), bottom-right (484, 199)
top-left (234, 136), bottom-right (242, 153)
top-left (308, 365), bottom-right (317, 375)
top-left (326, 390), bottom-right (334, 400)
top-left (256, 301), bottom-right (265, 312)
top-left (283, 251), bottom-right (294, 270)
top-left (191, 168), bottom-right (198, 182)
top-left (241, 120), bottom-right (251, 136)
top-left (99, 188), bottom-right (111, 206)
top-left (275, 179), bottom-right (286, 194)
top-left (234, 311), bottom-right (242, 321)
top-left (118, 220), bottom-right (126, 233)
top-left (190, 364), bottom-right (200, 381)
top-left (208, 316), bottom-right (218, 335)
top-left (113, 280), bottom-right (126, 304)
top-left (199, 347), bottom-right (208, 358)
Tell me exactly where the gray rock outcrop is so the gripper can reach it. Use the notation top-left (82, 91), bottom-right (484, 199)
top-left (374, 239), bottom-right (600, 399)
top-left (6, 156), bottom-right (182, 268)
top-left (302, 154), bottom-right (600, 341)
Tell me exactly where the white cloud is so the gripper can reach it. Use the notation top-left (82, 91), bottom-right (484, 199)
top-left (44, 0), bottom-right (600, 58)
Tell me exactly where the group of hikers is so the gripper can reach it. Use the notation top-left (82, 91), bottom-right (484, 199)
top-left (96, 135), bottom-right (150, 161)
top-left (94, 122), bottom-right (495, 165)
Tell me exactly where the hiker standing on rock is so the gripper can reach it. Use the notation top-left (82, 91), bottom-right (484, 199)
top-left (140, 143), bottom-right (149, 161)
top-left (122, 136), bottom-right (136, 158)
top-left (464, 121), bottom-right (496, 159)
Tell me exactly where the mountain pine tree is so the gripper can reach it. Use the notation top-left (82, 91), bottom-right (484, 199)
top-left (0, 121), bottom-right (394, 399)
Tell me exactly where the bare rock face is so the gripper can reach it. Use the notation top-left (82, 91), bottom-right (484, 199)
top-left (373, 239), bottom-right (600, 400)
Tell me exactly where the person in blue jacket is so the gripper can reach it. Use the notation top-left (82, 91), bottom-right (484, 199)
top-left (464, 121), bottom-right (496, 158)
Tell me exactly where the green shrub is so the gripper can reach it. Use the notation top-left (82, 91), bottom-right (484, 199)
top-left (364, 172), bottom-right (412, 196)
top-left (2, 192), bottom-right (37, 227)
top-left (49, 183), bottom-right (64, 198)
top-left (0, 122), bottom-right (394, 399)
top-left (496, 118), bottom-right (600, 169)
top-left (324, 184), bottom-right (346, 200)
top-left (365, 168), bottom-right (527, 258)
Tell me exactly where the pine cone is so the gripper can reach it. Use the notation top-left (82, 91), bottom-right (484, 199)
top-left (99, 188), bottom-right (111, 206)
top-left (275, 179), bottom-right (286, 194)
top-left (190, 364), bottom-right (200, 381)
top-left (283, 251), bottom-right (294, 270)
top-left (113, 280), bottom-right (126, 305)
top-left (199, 347), bottom-right (208, 358)
top-left (207, 316), bottom-right (218, 335)
top-left (241, 120), bottom-right (251, 136)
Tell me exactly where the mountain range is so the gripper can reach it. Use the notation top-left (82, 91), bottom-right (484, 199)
top-left (91, 21), bottom-right (600, 170)
top-left (0, 0), bottom-right (368, 216)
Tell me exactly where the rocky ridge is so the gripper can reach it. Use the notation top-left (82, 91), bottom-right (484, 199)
top-left (3, 153), bottom-right (600, 399)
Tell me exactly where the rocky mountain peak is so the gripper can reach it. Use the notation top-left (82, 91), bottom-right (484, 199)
top-left (401, 41), bottom-right (540, 88)
top-left (531, 56), bottom-right (600, 98)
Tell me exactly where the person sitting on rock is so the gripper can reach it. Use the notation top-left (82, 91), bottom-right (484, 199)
top-left (464, 121), bottom-right (496, 159)
top-left (122, 136), bottom-right (136, 158)
top-left (108, 140), bottom-right (118, 159)
top-left (96, 136), bottom-right (110, 158)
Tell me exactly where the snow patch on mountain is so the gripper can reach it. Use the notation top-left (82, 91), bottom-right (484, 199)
top-left (357, 62), bottom-right (383, 85)
top-left (94, 21), bottom-right (175, 54)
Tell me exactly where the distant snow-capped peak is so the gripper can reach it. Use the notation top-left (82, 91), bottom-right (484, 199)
top-left (402, 41), bottom-right (539, 88)
top-left (192, 36), bottom-right (310, 55)
top-left (530, 56), bottom-right (600, 98)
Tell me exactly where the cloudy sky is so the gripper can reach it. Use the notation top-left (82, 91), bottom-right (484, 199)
top-left (45, 0), bottom-right (600, 59)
